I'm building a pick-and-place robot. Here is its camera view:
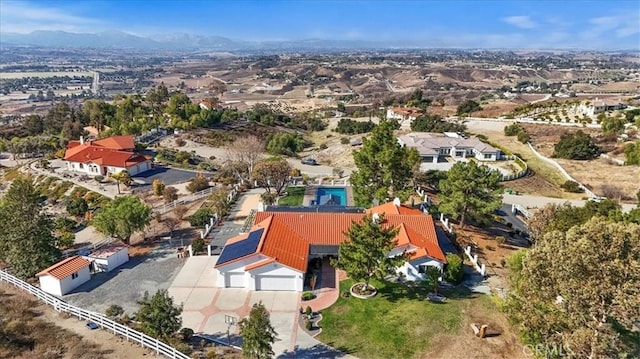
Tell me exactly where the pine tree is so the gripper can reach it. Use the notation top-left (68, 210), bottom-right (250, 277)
top-left (239, 301), bottom-right (278, 359)
top-left (136, 290), bottom-right (183, 339)
top-left (0, 176), bottom-right (60, 279)
top-left (438, 161), bottom-right (502, 229)
top-left (350, 119), bottom-right (420, 207)
top-left (331, 214), bottom-right (406, 291)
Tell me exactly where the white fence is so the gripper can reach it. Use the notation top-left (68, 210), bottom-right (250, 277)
top-left (464, 246), bottom-right (486, 276)
top-left (527, 143), bottom-right (597, 198)
top-left (200, 214), bottom-right (219, 239)
top-left (600, 153), bottom-right (625, 166)
top-left (512, 203), bottom-right (533, 219)
top-left (155, 186), bottom-right (216, 214)
top-left (500, 155), bottom-right (529, 181)
top-left (0, 270), bottom-right (190, 359)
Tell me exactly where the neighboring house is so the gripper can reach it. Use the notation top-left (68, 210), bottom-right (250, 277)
top-left (83, 244), bottom-right (129, 273)
top-left (64, 135), bottom-right (152, 176)
top-left (198, 99), bottom-right (219, 110)
top-left (386, 107), bottom-right (423, 123)
top-left (82, 125), bottom-right (111, 138)
top-left (214, 199), bottom-right (447, 291)
top-left (36, 256), bottom-right (91, 296)
top-left (578, 98), bottom-right (627, 116)
top-left (398, 132), bottom-right (501, 164)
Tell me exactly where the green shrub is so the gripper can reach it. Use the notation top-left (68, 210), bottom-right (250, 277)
top-left (504, 123), bottom-right (523, 136)
top-left (94, 175), bottom-right (104, 183)
top-left (105, 304), bottom-right (124, 318)
top-left (517, 131), bottom-right (530, 143)
top-left (561, 180), bottom-right (585, 193)
top-left (319, 143), bottom-right (328, 150)
top-left (340, 137), bottom-right (350, 144)
top-left (301, 292), bottom-right (315, 301)
top-left (190, 208), bottom-right (213, 227)
top-left (191, 238), bottom-right (205, 254)
top-left (305, 319), bottom-right (312, 330)
top-left (552, 130), bottom-right (601, 160)
top-left (444, 254), bottom-right (464, 284)
top-left (186, 173), bottom-right (210, 193)
top-left (179, 327), bottom-right (194, 342)
top-left (305, 306), bottom-right (313, 316)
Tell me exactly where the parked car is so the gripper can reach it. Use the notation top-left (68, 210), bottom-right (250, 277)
top-left (86, 322), bottom-right (99, 330)
top-left (301, 158), bottom-right (317, 166)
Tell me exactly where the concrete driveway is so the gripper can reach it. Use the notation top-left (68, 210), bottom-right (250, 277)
top-left (168, 257), bottom-right (300, 355)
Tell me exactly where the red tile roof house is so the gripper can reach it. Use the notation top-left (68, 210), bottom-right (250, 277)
top-left (64, 135), bottom-right (152, 176)
top-left (214, 200), bottom-right (447, 291)
top-left (36, 256), bottom-right (91, 296)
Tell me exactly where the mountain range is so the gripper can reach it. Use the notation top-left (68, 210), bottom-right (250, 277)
top-left (0, 30), bottom-right (395, 51)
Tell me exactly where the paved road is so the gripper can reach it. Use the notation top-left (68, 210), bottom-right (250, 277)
top-left (503, 193), bottom-right (637, 213)
top-left (496, 204), bottom-right (528, 234)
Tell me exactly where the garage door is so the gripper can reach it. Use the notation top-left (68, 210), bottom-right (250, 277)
top-left (225, 273), bottom-right (245, 288)
top-left (255, 275), bottom-right (296, 291)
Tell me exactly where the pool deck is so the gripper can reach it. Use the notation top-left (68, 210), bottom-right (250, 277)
top-left (302, 185), bottom-right (354, 206)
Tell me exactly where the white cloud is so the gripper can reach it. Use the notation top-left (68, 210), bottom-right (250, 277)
top-left (585, 13), bottom-right (640, 38)
top-left (0, 1), bottom-right (106, 33)
top-left (501, 15), bottom-right (537, 29)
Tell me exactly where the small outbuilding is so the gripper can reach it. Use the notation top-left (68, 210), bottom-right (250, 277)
top-left (36, 256), bottom-right (91, 296)
top-left (83, 244), bottom-right (129, 273)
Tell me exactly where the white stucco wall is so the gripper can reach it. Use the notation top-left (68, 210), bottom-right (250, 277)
top-left (84, 247), bottom-right (129, 273)
top-left (215, 254), bottom-right (266, 288)
top-left (248, 263), bottom-right (304, 291)
top-left (396, 257), bottom-right (444, 282)
top-left (38, 266), bottom-right (91, 296)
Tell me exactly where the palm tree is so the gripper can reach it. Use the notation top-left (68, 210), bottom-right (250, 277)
top-left (111, 170), bottom-right (132, 194)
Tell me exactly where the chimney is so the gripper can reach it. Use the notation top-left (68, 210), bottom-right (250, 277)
top-left (80, 136), bottom-right (84, 145)
top-left (372, 213), bottom-right (380, 224)
top-left (393, 197), bottom-right (401, 207)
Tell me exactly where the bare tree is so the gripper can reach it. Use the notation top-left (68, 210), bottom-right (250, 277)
top-left (162, 216), bottom-right (181, 237)
top-left (600, 184), bottom-right (625, 202)
top-left (226, 135), bottom-right (264, 184)
top-left (173, 205), bottom-right (189, 220)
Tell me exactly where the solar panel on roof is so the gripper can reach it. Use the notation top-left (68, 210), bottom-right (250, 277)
top-left (217, 228), bottom-right (264, 265)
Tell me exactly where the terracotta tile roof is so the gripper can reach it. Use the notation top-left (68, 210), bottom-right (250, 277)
top-left (36, 256), bottom-right (90, 280)
top-left (252, 208), bottom-right (445, 263)
top-left (257, 216), bottom-right (309, 272)
top-left (65, 146), bottom-right (148, 168)
top-left (367, 202), bottom-right (424, 215)
top-left (218, 202), bottom-right (445, 273)
top-left (92, 135), bottom-right (135, 150)
top-left (244, 258), bottom-right (276, 271)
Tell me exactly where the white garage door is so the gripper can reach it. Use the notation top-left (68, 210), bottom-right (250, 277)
top-left (225, 273), bottom-right (245, 287)
top-left (255, 275), bottom-right (296, 291)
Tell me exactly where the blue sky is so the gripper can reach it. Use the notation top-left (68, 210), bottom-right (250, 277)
top-left (1, 0), bottom-right (638, 49)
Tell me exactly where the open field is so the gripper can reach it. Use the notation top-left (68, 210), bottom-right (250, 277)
top-left (319, 279), bottom-right (524, 359)
top-left (0, 282), bottom-right (153, 359)
top-left (0, 71), bottom-right (93, 79)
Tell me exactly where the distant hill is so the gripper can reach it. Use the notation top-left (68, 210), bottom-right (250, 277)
top-left (0, 30), bottom-right (396, 51)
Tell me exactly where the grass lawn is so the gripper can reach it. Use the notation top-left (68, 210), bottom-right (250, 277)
top-left (278, 186), bottom-right (305, 206)
top-left (318, 279), bottom-right (498, 359)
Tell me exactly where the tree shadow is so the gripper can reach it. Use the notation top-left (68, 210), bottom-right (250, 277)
top-left (278, 342), bottom-right (357, 359)
top-left (195, 332), bottom-right (243, 347)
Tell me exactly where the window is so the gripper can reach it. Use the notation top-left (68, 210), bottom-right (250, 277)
top-left (71, 272), bottom-right (78, 279)
top-left (418, 265), bottom-right (428, 274)
top-left (79, 163), bottom-right (84, 169)
top-left (484, 154), bottom-right (493, 159)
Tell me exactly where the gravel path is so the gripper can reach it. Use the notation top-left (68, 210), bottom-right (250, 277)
top-left (64, 244), bottom-right (186, 315)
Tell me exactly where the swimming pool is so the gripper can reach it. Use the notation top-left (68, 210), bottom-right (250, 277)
top-left (315, 187), bottom-right (347, 206)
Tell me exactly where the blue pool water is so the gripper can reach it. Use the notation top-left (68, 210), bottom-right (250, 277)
top-left (315, 187), bottom-right (347, 206)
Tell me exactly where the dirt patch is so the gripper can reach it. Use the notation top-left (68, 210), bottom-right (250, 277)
top-left (0, 282), bottom-right (153, 359)
top-left (421, 296), bottom-right (525, 359)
